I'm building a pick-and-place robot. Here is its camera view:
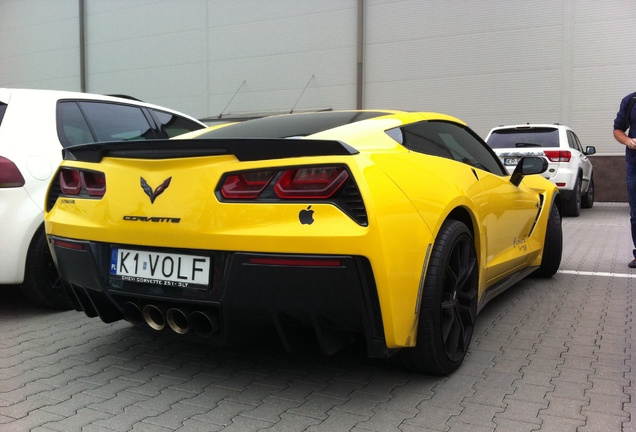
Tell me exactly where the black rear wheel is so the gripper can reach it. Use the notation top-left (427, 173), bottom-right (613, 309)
top-left (21, 227), bottom-right (72, 310)
top-left (562, 177), bottom-right (581, 217)
top-left (391, 220), bottom-right (478, 375)
top-left (582, 177), bottom-right (594, 209)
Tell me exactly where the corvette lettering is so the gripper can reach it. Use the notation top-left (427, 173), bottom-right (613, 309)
top-left (123, 216), bottom-right (181, 223)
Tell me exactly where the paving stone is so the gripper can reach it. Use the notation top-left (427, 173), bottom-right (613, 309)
top-left (495, 398), bottom-right (544, 425)
top-left (133, 387), bottom-right (198, 412)
top-left (333, 390), bottom-right (388, 417)
top-left (90, 405), bottom-right (161, 432)
top-left (192, 400), bottom-right (257, 427)
top-left (287, 394), bottom-right (345, 420)
top-left (540, 395), bottom-right (587, 421)
top-left (0, 409), bottom-right (64, 432)
top-left (547, 380), bottom-right (592, 401)
top-left (258, 412), bottom-right (322, 432)
top-left (38, 407), bottom-right (112, 431)
top-left (582, 393), bottom-right (630, 417)
top-left (578, 410), bottom-right (630, 432)
top-left (87, 390), bottom-right (151, 415)
top-left (178, 385), bottom-right (239, 409)
top-left (374, 391), bottom-right (427, 416)
top-left (454, 402), bottom-right (505, 429)
top-left (403, 403), bottom-right (461, 430)
top-left (135, 401), bottom-right (211, 430)
top-left (307, 409), bottom-right (369, 432)
top-left (492, 417), bottom-right (542, 432)
top-left (505, 383), bottom-right (551, 404)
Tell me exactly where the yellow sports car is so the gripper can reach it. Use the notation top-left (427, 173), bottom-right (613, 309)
top-left (44, 110), bottom-right (561, 374)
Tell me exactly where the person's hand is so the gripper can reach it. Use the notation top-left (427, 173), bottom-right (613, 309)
top-left (627, 138), bottom-right (636, 149)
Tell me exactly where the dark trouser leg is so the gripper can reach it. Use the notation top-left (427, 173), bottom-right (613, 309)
top-left (627, 162), bottom-right (636, 258)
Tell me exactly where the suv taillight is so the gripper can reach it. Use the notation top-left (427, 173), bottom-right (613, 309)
top-left (0, 156), bottom-right (25, 188)
top-left (544, 150), bottom-right (571, 162)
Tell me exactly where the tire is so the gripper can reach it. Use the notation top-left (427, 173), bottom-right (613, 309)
top-left (21, 227), bottom-right (73, 310)
top-left (582, 176), bottom-right (594, 209)
top-left (532, 203), bottom-right (563, 278)
top-left (562, 177), bottom-right (581, 217)
top-left (391, 220), bottom-right (478, 375)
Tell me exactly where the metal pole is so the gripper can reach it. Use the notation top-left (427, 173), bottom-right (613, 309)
top-left (356, 0), bottom-right (365, 109)
top-left (79, 0), bottom-right (86, 92)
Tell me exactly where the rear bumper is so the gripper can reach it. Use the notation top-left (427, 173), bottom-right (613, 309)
top-left (48, 236), bottom-right (390, 357)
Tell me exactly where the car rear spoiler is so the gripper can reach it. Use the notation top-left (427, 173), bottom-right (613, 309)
top-left (62, 138), bottom-right (359, 163)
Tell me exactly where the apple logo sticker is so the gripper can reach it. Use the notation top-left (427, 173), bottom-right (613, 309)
top-left (299, 205), bottom-right (314, 225)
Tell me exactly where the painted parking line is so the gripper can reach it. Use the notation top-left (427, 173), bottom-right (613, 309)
top-left (558, 269), bottom-right (636, 279)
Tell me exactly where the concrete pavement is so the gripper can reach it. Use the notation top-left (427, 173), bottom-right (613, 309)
top-left (0, 202), bottom-right (633, 431)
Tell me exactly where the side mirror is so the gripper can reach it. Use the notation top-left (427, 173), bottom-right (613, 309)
top-left (585, 146), bottom-right (596, 156)
top-left (510, 156), bottom-right (548, 187)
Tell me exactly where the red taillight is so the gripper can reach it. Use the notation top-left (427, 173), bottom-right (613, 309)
top-left (274, 167), bottom-right (349, 199)
top-left (59, 169), bottom-right (106, 197)
top-left (249, 257), bottom-right (342, 267)
top-left (82, 171), bottom-right (106, 196)
top-left (0, 156), bottom-right (25, 188)
top-left (220, 166), bottom-right (350, 200)
top-left (221, 171), bottom-right (276, 199)
top-left (544, 150), bottom-right (571, 162)
top-left (60, 170), bottom-right (82, 195)
top-left (51, 238), bottom-right (87, 251)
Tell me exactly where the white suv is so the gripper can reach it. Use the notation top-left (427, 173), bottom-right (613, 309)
top-left (486, 123), bottom-right (595, 217)
top-left (0, 88), bottom-right (205, 309)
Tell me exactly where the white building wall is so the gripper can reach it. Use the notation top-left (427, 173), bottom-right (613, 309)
top-left (1, 0), bottom-right (636, 154)
top-left (0, 0), bottom-right (79, 89)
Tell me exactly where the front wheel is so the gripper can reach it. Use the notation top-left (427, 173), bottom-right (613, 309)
top-left (391, 220), bottom-right (478, 375)
top-left (532, 203), bottom-right (562, 278)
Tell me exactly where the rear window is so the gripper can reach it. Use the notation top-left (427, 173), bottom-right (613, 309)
top-left (487, 127), bottom-right (559, 149)
top-left (57, 100), bottom-right (159, 147)
top-left (194, 111), bottom-right (387, 139)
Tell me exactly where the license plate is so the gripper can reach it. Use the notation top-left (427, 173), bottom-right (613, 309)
top-left (503, 157), bottom-right (520, 166)
top-left (110, 248), bottom-right (211, 288)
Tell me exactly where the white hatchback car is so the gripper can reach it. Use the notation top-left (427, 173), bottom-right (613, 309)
top-left (486, 123), bottom-right (596, 217)
top-left (0, 88), bottom-right (205, 309)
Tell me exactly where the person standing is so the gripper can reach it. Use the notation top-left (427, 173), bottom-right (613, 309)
top-left (613, 91), bottom-right (636, 268)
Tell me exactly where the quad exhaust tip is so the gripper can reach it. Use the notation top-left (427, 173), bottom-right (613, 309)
top-left (122, 302), bottom-right (220, 337)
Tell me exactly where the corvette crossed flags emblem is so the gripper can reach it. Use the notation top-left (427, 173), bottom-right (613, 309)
top-left (140, 177), bottom-right (172, 203)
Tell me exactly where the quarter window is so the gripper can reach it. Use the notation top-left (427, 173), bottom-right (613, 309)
top-left (387, 120), bottom-right (506, 175)
top-left (150, 109), bottom-right (203, 138)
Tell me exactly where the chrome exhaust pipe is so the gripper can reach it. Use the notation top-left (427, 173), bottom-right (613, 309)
top-left (190, 310), bottom-right (220, 338)
top-left (166, 308), bottom-right (189, 334)
top-left (142, 304), bottom-right (165, 331)
top-left (122, 302), bottom-right (144, 326)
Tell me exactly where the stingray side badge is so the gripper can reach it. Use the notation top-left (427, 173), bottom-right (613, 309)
top-left (140, 176), bottom-right (172, 204)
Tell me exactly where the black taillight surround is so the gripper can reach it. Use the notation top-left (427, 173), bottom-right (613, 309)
top-left (216, 165), bottom-right (368, 226)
